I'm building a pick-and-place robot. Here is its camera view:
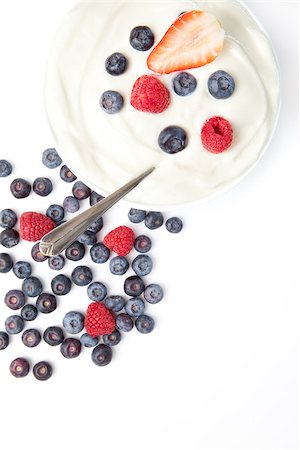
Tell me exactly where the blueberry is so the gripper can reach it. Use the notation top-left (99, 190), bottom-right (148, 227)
top-left (124, 276), bottom-right (145, 297)
top-left (21, 304), bottom-right (38, 321)
top-left (144, 211), bottom-right (164, 230)
top-left (0, 331), bottom-right (9, 350)
top-left (60, 338), bottom-right (81, 358)
top-left (116, 313), bottom-right (134, 332)
top-left (22, 329), bottom-right (41, 347)
top-left (60, 165), bottom-right (77, 182)
top-left (13, 261), bottom-right (32, 279)
top-left (22, 277), bottom-right (43, 297)
top-left (134, 235), bottom-right (152, 253)
top-left (0, 228), bottom-right (20, 248)
top-left (51, 274), bottom-right (72, 295)
top-left (103, 329), bottom-right (122, 347)
top-left (63, 311), bottom-right (85, 334)
top-left (88, 216), bottom-right (103, 233)
top-left (4, 290), bottom-right (26, 310)
top-left (78, 230), bottom-right (97, 246)
top-left (104, 295), bottom-right (125, 312)
top-left (72, 181), bottom-right (91, 200)
top-left (10, 178), bottom-right (31, 198)
top-left (48, 255), bottom-right (65, 271)
top-left (5, 315), bottom-right (24, 334)
top-left (43, 326), bottom-right (64, 346)
top-left (33, 177), bottom-right (53, 196)
top-left (9, 357), bottom-right (30, 378)
top-left (92, 344), bottom-right (112, 366)
top-left (0, 253), bottom-right (13, 273)
top-left (80, 333), bottom-right (99, 348)
top-left (71, 266), bottom-right (93, 286)
top-left (0, 209), bottom-right (17, 228)
top-left (207, 70), bottom-right (235, 99)
top-left (46, 204), bottom-right (65, 222)
top-left (65, 241), bottom-right (85, 261)
top-left (135, 314), bottom-right (155, 334)
top-left (158, 126), bottom-right (187, 154)
top-left (90, 243), bottom-right (110, 263)
top-left (105, 52), bottom-right (128, 76)
top-left (63, 196), bottom-right (80, 213)
top-left (128, 208), bottom-right (146, 223)
top-left (132, 255), bottom-right (152, 276)
top-left (125, 297), bottom-right (145, 317)
top-left (36, 293), bottom-right (57, 314)
top-left (130, 26), bottom-right (154, 51)
top-left (87, 282), bottom-right (107, 302)
top-left (173, 72), bottom-right (197, 96)
top-left (42, 148), bottom-right (62, 169)
top-left (143, 284), bottom-right (164, 304)
top-left (0, 159), bottom-right (12, 177)
top-left (90, 191), bottom-right (104, 206)
top-left (33, 361), bottom-right (53, 381)
top-left (31, 243), bottom-right (48, 262)
top-left (109, 256), bottom-right (129, 275)
top-left (165, 217), bottom-right (183, 233)
top-left (100, 91), bottom-right (124, 114)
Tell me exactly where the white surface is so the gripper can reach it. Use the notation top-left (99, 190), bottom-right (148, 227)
top-left (0, 1), bottom-right (298, 450)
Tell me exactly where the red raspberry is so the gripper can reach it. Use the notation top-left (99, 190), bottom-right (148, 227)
top-left (130, 75), bottom-right (170, 114)
top-left (20, 212), bottom-right (55, 242)
top-left (85, 302), bottom-right (115, 337)
top-left (103, 226), bottom-right (135, 257)
top-left (201, 116), bottom-right (233, 153)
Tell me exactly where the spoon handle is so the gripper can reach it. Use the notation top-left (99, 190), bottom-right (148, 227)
top-left (39, 167), bottom-right (155, 257)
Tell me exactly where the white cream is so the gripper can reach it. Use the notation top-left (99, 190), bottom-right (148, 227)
top-left (45, 0), bottom-right (280, 208)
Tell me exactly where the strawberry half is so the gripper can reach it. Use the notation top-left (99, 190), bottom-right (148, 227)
top-left (147, 10), bottom-right (225, 75)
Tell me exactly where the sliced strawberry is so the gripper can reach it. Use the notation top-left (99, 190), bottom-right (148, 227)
top-left (147, 10), bottom-right (225, 75)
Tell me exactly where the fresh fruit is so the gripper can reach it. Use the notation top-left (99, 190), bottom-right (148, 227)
top-left (143, 284), bottom-right (164, 304)
top-left (165, 217), bottom-right (183, 233)
top-left (207, 70), bottom-right (235, 99)
top-left (90, 191), bottom-right (104, 206)
top-left (46, 204), bottom-right (65, 222)
top-left (60, 165), bottom-right (77, 182)
top-left (42, 148), bottom-right (62, 169)
top-left (147, 10), bottom-right (225, 74)
top-left (20, 212), bottom-right (55, 241)
top-left (36, 293), bottom-right (57, 314)
top-left (13, 261), bottom-right (32, 279)
top-left (63, 196), bottom-right (80, 213)
top-left (125, 298), bottom-right (145, 318)
top-left (0, 253), bottom-right (13, 273)
top-left (0, 228), bottom-right (20, 248)
top-left (144, 211), bottom-right (164, 230)
top-left (158, 126), bottom-right (187, 154)
top-left (33, 361), bottom-right (53, 381)
top-left (102, 329), bottom-right (121, 346)
top-left (85, 302), bottom-right (116, 337)
top-left (88, 216), bottom-right (103, 233)
top-left (130, 75), bottom-right (170, 114)
top-left (31, 242), bottom-right (48, 262)
top-left (60, 338), bottom-right (81, 359)
top-left (90, 243), bottom-right (110, 263)
top-left (115, 313), bottom-right (134, 332)
top-left (63, 311), bottom-right (85, 334)
top-left (33, 177), bottom-right (53, 196)
top-left (72, 180), bottom-right (91, 200)
top-left (80, 333), bottom-right (99, 348)
top-left (109, 256), bottom-right (129, 275)
top-left (5, 315), bottom-right (24, 334)
top-left (43, 326), bottom-right (64, 346)
top-left (201, 116), bottom-right (233, 153)
top-left (87, 282), bottom-right (107, 302)
top-left (132, 255), bottom-right (152, 276)
top-left (0, 331), bottom-right (9, 350)
top-left (105, 52), bottom-right (128, 75)
top-left (65, 241), bottom-right (85, 261)
top-left (48, 255), bottom-right (65, 271)
top-left (103, 226), bottom-right (135, 257)
top-left (104, 295), bottom-right (125, 312)
top-left (4, 290), bottom-right (26, 310)
top-left (100, 91), bottom-right (124, 114)
top-left (130, 25), bottom-right (154, 51)
top-left (21, 304), bottom-right (38, 321)
top-left (9, 357), bottom-right (30, 378)
top-left (135, 314), bottom-right (155, 333)
top-left (71, 266), bottom-right (93, 287)
top-left (22, 276), bottom-right (43, 297)
top-left (10, 178), bottom-right (31, 198)
top-left (124, 275), bottom-right (145, 297)
top-left (92, 344), bottom-right (112, 366)
top-left (0, 209), bottom-right (17, 228)
top-left (78, 230), bottom-right (97, 246)
top-left (173, 72), bottom-right (197, 96)
top-left (51, 274), bottom-right (72, 296)
top-left (134, 235), bottom-right (152, 253)
top-left (21, 329), bottom-right (41, 348)
top-left (0, 159), bottom-right (12, 177)
top-left (128, 208), bottom-right (146, 223)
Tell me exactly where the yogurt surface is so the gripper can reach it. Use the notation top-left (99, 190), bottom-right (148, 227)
top-left (45, 0), bottom-right (280, 208)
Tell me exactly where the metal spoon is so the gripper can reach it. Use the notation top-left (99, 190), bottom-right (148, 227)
top-left (39, 167), bottom-right (155, 257)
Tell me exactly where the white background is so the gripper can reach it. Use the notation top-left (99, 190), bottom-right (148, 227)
top-left (0, 1), bottom-right (298, 449)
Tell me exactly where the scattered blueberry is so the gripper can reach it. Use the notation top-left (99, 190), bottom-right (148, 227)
top-left (132, 254), bottom-right (152, 276)
top-left (22, 277), bottom-right (43, 297)
top-left (21, 304), bottom-right (38, 321)
top-left (90, 243), bottom-right (110, 263)
top-left (165, 217), bottom-right (183, 233)
top-left (51, 274), bottom-right (72, 295)
top-left (65, 241), bottom-right (85, 261)
top-left (0, 331), bottom-right (9, 350)
top-left (33, 177), bottom-right (53, 196)
top-left (0, 228), bottom-right (20, 248)
top-left (143, 284), bottom-right (164, 304)
top-left (33, 361), bottom-right (53, 381)
top-left (124, 276), bottom-right (145, 297)
top-left (43, 326), bottom-right (64, 346)
top-left (78, 230), bottom-right (97, 246)
top-left (88, 216), bottom-right (103, 233)
top-left (90, 191), bottom-right (104, 206)
top-left (0, 160), bottom-right (12, 177)
top-left (71, 266), bottom-right (93, 286)
top-left (60, 164), bottom-right (77, 182)
top-left (109, 256), bottom-right (129, 275)
top-left (48, 255), bottom-right (65, 271)
top-left (130, 26), bottom-right (154, 51)
top-left (36, 293), bottom-right (57, 314)
top-left (128, 208), bottom-right (146, 223)
top-left (134, 235), bottom-right (152, 253)
top-left (104, 295), bottom-right (125, 312)
top-left (46, 204), bottom-right (65, 222)
top-left (144, 211), bottom-right (164, 230)
top-left (5, 315), bottom-right (24, 334)
top-left (10, 357), bottom-right (30, 378)
top-left (103, 329), bottom-right (122, 347)
top-left (63, 311), bottom-right (85, 334)
top-left (158, 126), bottom-right (187, 154)
top-left (21, 329), bottom-right (41, 348)
top-left (80, 333), bottom-right (99, 348)
top-left (92, 344), bottom-right (112, 366)
top-left (10, 178), bottom-right (31, 198)
top-left (135, 314), bottom-right (155, 334)
top-left (60, 338), bottom-right (81, 358)
top-left (173, 72), bottom-right (197, 96)
top-left (0, 253), bottom-right (13, 273)
top-left (105, 52), bottom-right (128, 76)
top-left (116, 313), bottom-right (134, 332)
top-left (13, 261), bottom-right (32, 279)
top-left (125, 298), bottom-right (145, 317)
top-left (0, 209), bottom-right (17, 228)
top-left (100, 91), bottom-right (124, 114)
top-left (72, 181), bottom-right (91, 200)
top-left (31, 242), bottom-right (48, 262)
top-left (42, 148), bottom-right (62, 169)
top-left (87, 282), bottom-right (107, 302)
top-left (4, 290), bottom-right (26, 310)
top-left (63, 196), bottom-right (80, 213)
top-left (207, 70), bottom-right (235, 99)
